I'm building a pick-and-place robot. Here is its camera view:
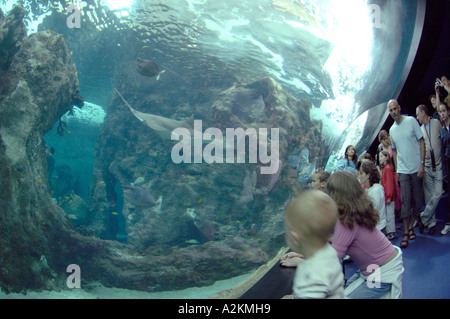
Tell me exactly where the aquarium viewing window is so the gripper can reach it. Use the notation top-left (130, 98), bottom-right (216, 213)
top-left (0, 0), bottom-right (425, 296)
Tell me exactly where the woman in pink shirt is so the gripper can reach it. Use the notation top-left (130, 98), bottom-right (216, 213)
top-left (325, 171), bottom-right (404, 299)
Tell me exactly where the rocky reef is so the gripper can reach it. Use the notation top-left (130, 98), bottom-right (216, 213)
top-left (0, 5), bottom-right (87, 292)
top-left (0, 5), bottom-right (328, 294)
top-left (87, 69), bottom-right (327, 289)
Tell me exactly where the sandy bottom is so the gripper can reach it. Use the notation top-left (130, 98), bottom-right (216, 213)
top-left (0, 273), bottom-right (250, 299)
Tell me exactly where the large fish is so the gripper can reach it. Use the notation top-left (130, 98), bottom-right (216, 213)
top-left (122, 185), bottom-right (156, 208)
top-left (115, 88), bottom-right (194, 140)
top-left (136, 58), bottom-right (166, 80)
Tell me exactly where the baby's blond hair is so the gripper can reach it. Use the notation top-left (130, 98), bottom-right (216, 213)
top-left (286, 190), bottom-right (338, 244)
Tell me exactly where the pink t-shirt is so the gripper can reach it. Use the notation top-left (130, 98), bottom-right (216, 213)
top-left (332, 220), bottom-right (396, 275)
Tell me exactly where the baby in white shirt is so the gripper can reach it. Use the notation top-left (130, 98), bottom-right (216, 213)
top-left (285, 190), bottom-right (345, 299)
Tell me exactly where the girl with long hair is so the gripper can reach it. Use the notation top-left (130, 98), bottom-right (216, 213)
top-left (336, 145), bottom-right (358, 174)
top-left (325, 171), bottom-right (403, 299)
top-left (359, 162), bottom-right (387, 232)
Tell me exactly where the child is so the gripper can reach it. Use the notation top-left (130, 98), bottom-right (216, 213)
top-left (310, 170), bottom-right (330, 191)
top-left (379, 150), bottom-right (397, 239)
top-left (284, 190), bottom-right (344, 299)
top-left (325, 171), bottom-right (403, 299)
top-left (359, 162), bottom-right (387, 232)
top-left (280, 171), bottom-right (330, 267)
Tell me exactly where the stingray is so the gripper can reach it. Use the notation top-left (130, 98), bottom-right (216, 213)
top-left (122, 185), bottom-right (156, 208)
top-left (136, 58), bottom-right (166, 80)
top-left (115, 88), bottom-right (194, 140)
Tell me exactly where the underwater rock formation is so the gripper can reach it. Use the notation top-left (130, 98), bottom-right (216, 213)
top-left (0, 6), bottom-right (87, 292)
top-left (0, 6), bottom-right (27, 72)
top-left (0, 5), bottom-right (329, 293)
top-left (0, 6), bottom-right (277, 293)
top-left (0, 6), bottom-right (200, 293)
top-left (88, 70), bottom-right (327, 290)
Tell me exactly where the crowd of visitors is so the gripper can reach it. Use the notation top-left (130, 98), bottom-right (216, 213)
top-left (282, 75), bottom-right (450, 299)
top-left (334, 77), bottom-right (450, 241)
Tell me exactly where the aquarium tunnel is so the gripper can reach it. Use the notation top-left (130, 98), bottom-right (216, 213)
top-left (1, 0), bottom-right (449, 298)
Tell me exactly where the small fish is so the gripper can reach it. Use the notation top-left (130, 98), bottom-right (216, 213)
top-left (67, 214), bottom-right (78, 220)
top-left (136, 58), bottom-right (166, 80)
top-left (37, 179), bottom-right (42, 183)
top-left (69, 200), bottom-right (73, 203)
top-left (65, 196), bottom-right (70, 200)
top-left (70, 51), bottom-right (73, 55)
top-left (185, 239), bottom-right (200, 245)
top-left (112, 212), bottom-right (117, 215)
top-left (67, 130), bottom-right (72, 134)
top-left (99, 181), bottom-right (104, 185)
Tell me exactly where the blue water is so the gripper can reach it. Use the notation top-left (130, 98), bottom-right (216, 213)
top-left (1, 0), bottom-right (422, 295)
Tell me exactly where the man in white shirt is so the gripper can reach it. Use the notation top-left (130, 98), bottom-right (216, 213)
top-left (416, 104), bottom-right (443, 235)
top-left (388, 100), bottom-right (425, 248)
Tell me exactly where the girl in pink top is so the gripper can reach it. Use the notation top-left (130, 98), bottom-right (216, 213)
top-left (325, 171), bottom-right (403, 299)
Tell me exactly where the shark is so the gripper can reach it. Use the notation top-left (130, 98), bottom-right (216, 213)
top-left (115, 88), bottom-right (194, 140)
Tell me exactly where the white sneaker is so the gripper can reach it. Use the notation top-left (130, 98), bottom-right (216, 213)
top-left (441, 224), bottom-right (450, 235)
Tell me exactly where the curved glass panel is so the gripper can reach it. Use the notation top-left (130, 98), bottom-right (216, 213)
top-left (3, 0), bottom-right (423, 165)
top-left (1, 0), bottom-right (423, 296)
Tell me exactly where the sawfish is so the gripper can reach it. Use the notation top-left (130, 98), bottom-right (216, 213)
top-left (115, 88), bottom-right (194, 140)
top-left (115, 89), bottom-right (266, 156)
